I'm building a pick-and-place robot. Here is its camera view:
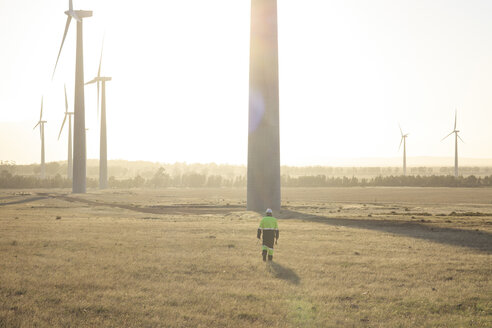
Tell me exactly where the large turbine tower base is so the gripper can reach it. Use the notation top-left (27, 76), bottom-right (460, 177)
top-left (247, 0), bottom-right (281, 211)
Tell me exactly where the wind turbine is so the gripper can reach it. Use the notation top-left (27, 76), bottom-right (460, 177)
top-left (52, 0), bottom-right (92, 193)
top-left (399, 125), bottom-right (409, 176)
top-left (33, 97), bottom-right (47, 179)
top-left (58, 85), bottom-right (74, 180)
top-left (86, 42), bottom-right (112, 189)
top-left (442, 110), bottom-right (463, 177)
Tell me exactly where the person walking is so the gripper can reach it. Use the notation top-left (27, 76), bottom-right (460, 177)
top-left (257, 208), bottom-right (279, 261)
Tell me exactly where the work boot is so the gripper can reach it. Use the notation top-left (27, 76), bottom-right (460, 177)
top-left (262, 250), bottom-right (267, 262)
top-left (268, 255), bottom-right (273, 261)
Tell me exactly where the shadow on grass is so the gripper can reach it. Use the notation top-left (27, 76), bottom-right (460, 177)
top-left (0, 196), bottom-right (48, 206)
top-left (31, 194), bottom-right (491, 253)
top-left (279, 209), bottom-right (492, 253)
top-left (268, 262), bottom-right (300, 285)
top-left (50, 194), bottom-right (243, 215)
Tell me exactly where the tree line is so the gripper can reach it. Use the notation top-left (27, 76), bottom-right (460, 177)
top-left (4, 160), bottom-right (492, 180)
top-left (2, 168), bottom-right (492, 189)
top-left (281, 174), bottom-right (492, 187)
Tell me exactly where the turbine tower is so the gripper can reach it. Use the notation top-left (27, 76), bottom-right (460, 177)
top-left (399, 125), bottom-right (409, 176)
top-left (33, 97), bottom-right (47, 179)
top-left (442, 110), bottom-right (463, 177)
top-left (86, 43), bottom-right (111, 189)
top-left (247, 0), bottom-right (280, 211)
top-left (53, 0), bottom-right (92, 193)
top-left (58, 85), bottom-right (74, 180)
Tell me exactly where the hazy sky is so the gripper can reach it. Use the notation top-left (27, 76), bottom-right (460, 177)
top-left (1, 0), bottom-right (491, 165)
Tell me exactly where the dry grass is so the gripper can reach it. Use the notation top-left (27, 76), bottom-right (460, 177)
top-left (0, 187), bottom-right (491, 327)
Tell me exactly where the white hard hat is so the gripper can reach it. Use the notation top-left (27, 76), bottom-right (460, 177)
top-left (266, 208), bottom-right (273, 215)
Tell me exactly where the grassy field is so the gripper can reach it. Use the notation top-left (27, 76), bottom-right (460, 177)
top-left (0, 187), bottom-right (491, 327)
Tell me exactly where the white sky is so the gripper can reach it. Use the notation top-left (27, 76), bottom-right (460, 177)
top-left (1, 0), bottom-right (491, 165)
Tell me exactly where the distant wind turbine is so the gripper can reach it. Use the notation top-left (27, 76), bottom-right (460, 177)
top-left (58, 85), bottom-right (74, 180)
top-left (33, 97), bottom-right (47, 179)
top-left (399, 124), bottom-right (409, 176)
top-left (86, 41), bottom-right (111, 189)
top-left (52, 0), bottom-right (92, 193)
top-left (441, 110), bottom-right (464, 177)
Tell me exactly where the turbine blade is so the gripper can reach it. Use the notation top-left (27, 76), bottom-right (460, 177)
top-left (85, 79), bottom-right (97, 85)
top-left (33, 122), bottom-right (40, 130)
top-left (98, 40), bottom-right (104, 78)
top-left (40, 96), bottom-right (43, 120)
top-left (58, 114), bottom-right (67, 140)
top-left (399, 137), bottom-right (403, 151)
top-left (67, 1), bottom-right (81, 22)
top-left (52, 16), bottom-right (72, 79)
top-left (64, 84), bottom-right (68, 112)
top-left (458, 134), bottom-right (464, 143)
top-left (399, 124), bottom-right (403, 137)
top-left (454, 110), bottom-right (457, 130)
top-left (441, 131), bottom-right (454, 141)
